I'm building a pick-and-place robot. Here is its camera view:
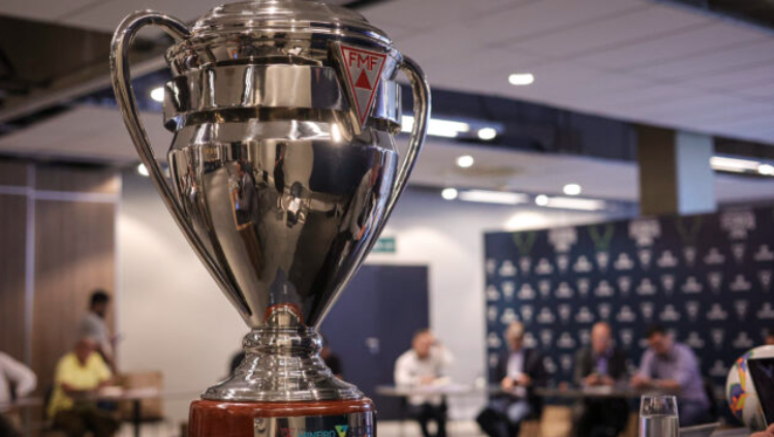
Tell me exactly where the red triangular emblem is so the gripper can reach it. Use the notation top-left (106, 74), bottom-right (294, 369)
top-left (355, 70), bottom-right (372, 90)
top-left (338, 44), bottom-right (387, 127)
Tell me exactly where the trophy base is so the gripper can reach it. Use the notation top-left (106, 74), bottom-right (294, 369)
top-left (189, 398), bottom-right (376, 437)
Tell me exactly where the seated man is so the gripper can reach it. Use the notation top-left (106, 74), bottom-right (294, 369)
top-left (394, 329), bottom-right (453, 437)
top-left (572, 322), bottom-right (629, 437)
top-left (631, 325), bottom-right (711, 427)
top-left (48, 337), bottom-right (119, 437)
top-left (477, 322), bottom-right (547, 437)
top-left (0, 350), bottom-right (37, 437)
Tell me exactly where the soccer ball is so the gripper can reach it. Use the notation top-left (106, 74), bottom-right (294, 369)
top-left (726, 345), bottom-right (774, 431)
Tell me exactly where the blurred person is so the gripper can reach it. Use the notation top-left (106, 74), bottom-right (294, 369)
top-left (78, 290), bottom-right (116, 372)
top-left (477, 322), bottom-right (547, 437)
top-left (0, 351), bottom-right (37, 437)
top-left (48, 337), bottom-right (118, 437)
top-left (751, 425), bottom-right (774, 437)
top-left (571, 322), bottom-right (629, 437)
top-left (320, 336), bottom-right (343, 379)
top-left (394, 329), bottom-right (453, 437)
top-left (631, 324), bottom-right (711, 427)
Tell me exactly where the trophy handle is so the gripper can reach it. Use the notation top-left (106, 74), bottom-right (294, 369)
top-left (387, 56), bottom-right (431, 218)
top-left (110, 11), bottom-right (236, 296)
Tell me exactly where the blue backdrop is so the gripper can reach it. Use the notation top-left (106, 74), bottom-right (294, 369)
top-left (484, 206), bottom-right (774, 386)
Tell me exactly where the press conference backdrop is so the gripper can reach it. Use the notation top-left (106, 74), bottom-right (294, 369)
top-left (484, 206), bottom-right (774, 386)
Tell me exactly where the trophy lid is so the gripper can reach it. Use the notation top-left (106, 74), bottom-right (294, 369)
top-left (167, 0), bottom-right (395, 73)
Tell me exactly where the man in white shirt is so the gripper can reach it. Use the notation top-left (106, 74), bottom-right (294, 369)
top-left (0, 350), bottom-right (37, 437)
top-left (394, 329), bottom-right (453, 437)
top-left (78, 290), bottom-right (116, 372)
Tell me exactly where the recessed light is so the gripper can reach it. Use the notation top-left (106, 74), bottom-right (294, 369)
top-left (150, 87), bottom-right (165, 103)
top-left (441, 188), bottom-right (458, 200)
top-left (508, 73), bottom-right (535, 86)
top-left (477, 128), bottom-right (497, 141)
top-left (137, 163), bottom-right (150, 177)
top-left (563, 183), bottom-right (582, 196)
top-left (402, 116), bottom-right (470, 138)
top-left (456, 155), bottom-right (475, 168)
top-left (758, 164), bottom-right (774, 176)
top-left (535, 194), bottom-right (548, 206)
top-left (458, 190), bottom-right (527, 205)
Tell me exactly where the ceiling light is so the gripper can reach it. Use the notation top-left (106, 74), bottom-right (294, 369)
top-left (508, 73), bottom-right (535, 86)
top-left (477, 127), bottom-right (497, 141)
top-left (459, 190), bottom-right (528, 205)
top-left (758, 164), bottom-right (774, 176)
top-left (538, 196), bottom-right (606, 211)
top-left (563, 183), bottom-right (582, 196)
top-left (402, 115), bottom-right (470, 138)
top-left (137, 163), bottom-right (150, 177)
top-left (441, 188), bottom-right (458, 200)
top-left (150, 86), bottom-right (165, 103)
top-left (710, 156), bottom-right (760, 173)
top-left (456, 155), bottom-right (475, 168)
top-left (535, 194), bottom-right (548, 206)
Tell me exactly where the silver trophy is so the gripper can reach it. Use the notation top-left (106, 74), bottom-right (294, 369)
top-left (110, 0), bottom-right (429, 434)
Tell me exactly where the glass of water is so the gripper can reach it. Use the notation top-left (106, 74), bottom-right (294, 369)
top-left (639, 395), bottom-right (679, 437)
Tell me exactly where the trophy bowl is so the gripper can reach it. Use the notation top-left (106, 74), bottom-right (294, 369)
top-left (110, 1), bottom-right (429, 436)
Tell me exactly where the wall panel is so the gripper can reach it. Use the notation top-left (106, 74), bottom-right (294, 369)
top-left (0, 195), bottom-right (27, 361)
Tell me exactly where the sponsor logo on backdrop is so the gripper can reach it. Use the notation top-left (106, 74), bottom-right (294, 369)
top-left (616, 306), bottom-right (637, 323)
top-left (486, 285), bottom-right (500, 301)
top-left (707, 304), bottom-right (729, 321)
top-left (709, 360), bottom-right (729, 377)
top-left (540, 330), bottom-right (553, 348)
top-left (573, 256), bottom-right (593, 273)
top-left (560, 354), bottom-right (573, 372)
top-left (759, 270), bottom-right (772, 292)
top-left (613, 253), bottom-right (635, 271)
top-left (557, 333), bottom-right (576, 349)
top-left (556, 255), bottom-right (570, 273)
top-left (704, 248), bottom-right (725, 265)
top-left (537, 308), bottom-right (556, 324)
top-left (518, 284), bottom-right (536, 300)
top-left (734, 300), bottom-right (749, 321)
top-left (489, 353), bottom-right (499, 368)
top-left (683, 247), bottom-right (697, 266)
top-left (487, 306), bottom-right (498, 322)
top-left (732, 332), bottom-right (754, 349)
top-left (620, 329), bottom-right (634, 347)
top-left (501, 308), bottom-right (518, 325)
top-left (524, 332), bottom-right (538, 349)
top-left (659, 304), bottom-right (680, 322)
top-left (536, 258), bottom-right (554, 275)
top-left (630, 219), bottom-right (661, 246)
top-left (577, 279), bottom-right (590, 298)
top-left (487, 332), bottom-right (502, 349)
top-left (502, 282), bottom-right (515, 300)
top-left (596, 252), bottom-right (610, 271)
top-left (732, 243), bottom-right (746, 264)
top-left (486, 259), bottom-right (497, 275)
top-left (757, 303), bottom-right (774, 320)
top-left (499, 260), bottom-right (516, 277)
top-left (594, 280), bottom-right (614, 298)
top-left (711, 329), bottom-right (725, 350)
top-left (558, 304), bottom-right (572, 323)
top-left (579, 329), bottom-right (591, 345)
top-left (538, 280), bottom-right (552, 299)
top-left (755, 245), bottom-right (774, 262)
top-left (681, 276), bottom-right (703, 294)
top-left (544, 357), bottom-right (557, 374)
top-left (548, 227), bottom-right (577, 253)
top-left (519, 258), bottom-right (531, 276)
top-left (636, 278), bottom-right (657, 296)
top-left (657, 250), bottom-right (679, 268)
top-left (618, 276), bottom-right (632, 297)
top-left (556, 282), bottom-right (573, 299)
top-left (720, 209), bottom-right (755, 240)
top-left (521, 305), bottom-right (534, 323)
top-left (598, 303), bottom-right (612, 320)
top-left (730, 274), bottom-right (752, 292)
top-left (576, 307), bottom-right (595, 324)
top-left (708, 272), bottom-right (723, 294)
top-left (641, 302), bottom-right (655, 322)
top-left (685, 301), bottom-right (700, 322)
top-left (661, 275), bottom-right (675, 296)
top-left (686, 332), bottom-right (705, 349)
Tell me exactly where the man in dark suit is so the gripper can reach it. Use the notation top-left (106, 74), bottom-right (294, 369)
top-left (572, 322), bottom-right (629, 437)
top-left (477, 322), bottom-right (547, 437)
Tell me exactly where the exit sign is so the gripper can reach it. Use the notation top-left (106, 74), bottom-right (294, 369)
top-left (373, 237), bottom-right (396, 253)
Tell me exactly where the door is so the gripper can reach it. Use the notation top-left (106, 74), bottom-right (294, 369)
top-left (320, 264), bottom-right (430, 420)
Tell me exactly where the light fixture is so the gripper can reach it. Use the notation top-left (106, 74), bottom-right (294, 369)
top-left (150, 87), bottom-right (165, 103)
top-left (137, 163), bottom-right (150, 177)
top-left (710, 156), bottom-right (760, 173)
top-left (401, 115), bottom-right (470, 138)
top-left (441, 188), bottom-right (458, 200)
top-left (535, 194), bottom-right (549, 206)
top-left (508, 73), bottom-right (535, 86)
top-left (535, 195), bottom-right (605, 211)
top-left (456, 155), bottom-right (475, 168)
top-left (458, 190), bottom-right (528, 205)
top-left (563, 183), bottom-right (582, 196)
top-left (477, 127), bottom-right (497, 141)
top-left (758, 164), bottom-right (774, 176)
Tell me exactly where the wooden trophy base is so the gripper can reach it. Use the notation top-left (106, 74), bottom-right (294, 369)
top-left (189, 398), bottom-right (376, 437)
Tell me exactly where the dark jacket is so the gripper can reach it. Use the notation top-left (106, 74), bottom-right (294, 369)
top-left (492, 348), bottom-right (548, 415)
top-left (572, 346), bottom-right (628, 385)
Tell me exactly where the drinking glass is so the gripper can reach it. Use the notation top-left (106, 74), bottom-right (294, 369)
top-left (639, 395), bottom-right (679, 437)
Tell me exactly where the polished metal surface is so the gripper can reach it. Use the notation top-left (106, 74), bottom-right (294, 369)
top-left (110, 0), bottom-right (430, 403)
top-left (253, 410), bottom-right (374, 437)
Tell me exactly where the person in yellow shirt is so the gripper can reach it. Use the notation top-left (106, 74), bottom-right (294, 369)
top-left (48, 337), bottom-right (118, 437)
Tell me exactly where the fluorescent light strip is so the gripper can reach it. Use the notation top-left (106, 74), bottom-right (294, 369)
top-left (401, 116), bottom-right (471, 138)
top-left (539, 196), bottom-right (606, 211)
top-left (710, 156), bottom-right (760, 173)
top-left (458, 190), bottom-right (528, 205)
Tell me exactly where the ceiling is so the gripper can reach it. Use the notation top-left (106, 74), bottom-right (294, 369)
top-left (1, 105), bottom-right (772, 205)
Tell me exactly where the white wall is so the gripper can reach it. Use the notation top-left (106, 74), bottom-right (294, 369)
top-left (118, 173), bottom-right (626, 424)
